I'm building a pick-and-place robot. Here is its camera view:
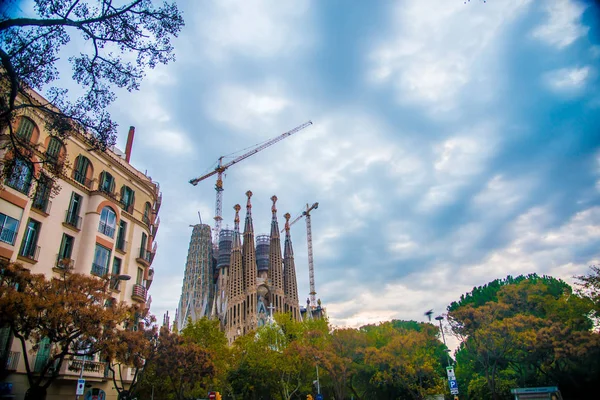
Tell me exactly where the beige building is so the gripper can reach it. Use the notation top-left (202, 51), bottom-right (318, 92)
top-left (0, 104), bottom-right (161, 399)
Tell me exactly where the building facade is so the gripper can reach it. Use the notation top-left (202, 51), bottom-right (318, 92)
top-left (0, 108), bottom-right (161, 399)
top-left (176, 191), bottom-right (301, 343)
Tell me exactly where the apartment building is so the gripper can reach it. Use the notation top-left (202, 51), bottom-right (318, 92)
top-left (0, 107), bottom-right (161, 399)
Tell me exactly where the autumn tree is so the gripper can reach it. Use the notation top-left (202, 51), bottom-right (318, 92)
top-left (151, 326), bottom-right (215, 400)
top-left (105, 311), bottom-right (158, 400)
top-left (0, 263), bottom-right (138, 400)
top-left (0, 0), bottom-right (184, 186)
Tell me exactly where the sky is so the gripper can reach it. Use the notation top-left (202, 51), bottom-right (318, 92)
top-left (10, 0), bottom-right (600, 331)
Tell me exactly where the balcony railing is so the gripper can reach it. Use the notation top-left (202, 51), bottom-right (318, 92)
top-left (0, 350), bottom-right (20, 370)
top-left (64, 211), bottom-right (82, 229)
top-left (56, 254), bottom-right (74, 270)
top-left (132, 284), bottom-right (147, 302)
top-left (121, 202), bottom-right (134, 214)
top-left (91, 263), bottom-right (108, 277)
top-left (98, 221), bottom-right (115, 237)
top-left (19, 244), bottom-right (40, 261)
top-left (137, 248), bottom-right (154, 266)
top-left (0, 226), bottom-right (17, 245)
top-left (116, 238), bottom-right (127, 252)
top-left (73, 171), bottom-right (93, 188)
top-left (5, 173), bottom-right (32, 195)
top-left (32, 196), bottom-right (52, 214)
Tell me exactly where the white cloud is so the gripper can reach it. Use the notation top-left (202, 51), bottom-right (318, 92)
top-left (206, 82), bottom-right (292, 132)
top-left (189, 0), bottom-right (313, 61)
top-left (146, 130), bottom-right (194, 155)
top-left (368, 0), bottom-right (532, 112)
top-left (545, 66), bottom-right (591, 92)
top-left (532, 0), bottom-right (588, 49)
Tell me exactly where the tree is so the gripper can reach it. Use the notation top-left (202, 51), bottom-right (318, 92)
top-left (181, 317), bottom-right (232, 395)
top-left (0, 0), bottom-right (184, 186)
top-left (152, 326), bottom-right (216, 400)
top-left (105, 311), bottom-right (158, 400)
top-left (448, 275), bottom-right (600, 400)
top-left (576, 265), bottom-right (600, 315)
top-left (0, 263), bottom-right (137, 400)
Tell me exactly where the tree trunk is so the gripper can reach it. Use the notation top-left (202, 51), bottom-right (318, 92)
top-left (24, 386), bottom-right (47, 400)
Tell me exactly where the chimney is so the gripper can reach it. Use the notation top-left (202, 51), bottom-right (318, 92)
top-left (125, 126), bottom-right (135, 163)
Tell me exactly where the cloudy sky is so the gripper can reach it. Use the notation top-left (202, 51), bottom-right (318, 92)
top-left (14, 0), bottom-right (600, 329)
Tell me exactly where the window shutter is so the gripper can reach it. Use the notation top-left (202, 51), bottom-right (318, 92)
top-left (110, 176), bottom-right (115, 192)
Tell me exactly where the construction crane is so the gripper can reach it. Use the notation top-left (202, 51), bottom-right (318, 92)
top-left (189, 121), bottom-right (313, 246)
top-left (284, 202), bottom-right (319, 308)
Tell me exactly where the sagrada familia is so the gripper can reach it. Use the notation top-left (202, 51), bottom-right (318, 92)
top-left (175, 191), bottom-right (308, 343)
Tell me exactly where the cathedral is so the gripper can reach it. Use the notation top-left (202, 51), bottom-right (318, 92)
top-left (176, 191), bottom-right (301, 343)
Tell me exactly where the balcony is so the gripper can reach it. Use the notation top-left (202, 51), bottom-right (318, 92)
top-left (64, 211), bottom-right (82, 230)
top-left (5, 173), bottom-right (32, 195)
top-left (0, 226), bottom-right (17, 245)
top-left (32, 197), bottom-right (52, 215)
top-left (136, 248), bottom-right (153, 266)
top-left (1, 350), bottom-right (20, 371)
top-left (91, 263), bottom-right (108, 277)
top-left (19, 244), bottom-right (40, 262)
top-left (115, 238), bottom-right (127, 253)
top-left (73, 171), bottom-right (93, 189)
top-left (121, 202), bottom-right (134, 214)
top-left (98, 221), bottom-right (115, 238)
top-left (65, 359), bottom-right (107, 380)
top-left (131, 284), bottom-right (147, 302)
top-left (56, 254), bottom-right (74, 270)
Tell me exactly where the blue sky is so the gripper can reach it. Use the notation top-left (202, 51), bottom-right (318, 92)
top-left (14, 0), bottom-right (600, 327)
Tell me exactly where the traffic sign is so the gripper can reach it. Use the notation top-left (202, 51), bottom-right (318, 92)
top-left (449, 379), bottom-right (458, 389)
top-left (451, 388), bottom-right (459, 395)
top-left (316, 394), bottom-right (323, 400)
top-left (76, 379), bottom-right (85, 395)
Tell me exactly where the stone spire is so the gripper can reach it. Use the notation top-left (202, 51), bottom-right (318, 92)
top-left (283, 212), bottom-right (300, 321)
top-left (226, 204), bottom-right (243, 343)
top-left (268, 195), bottom-right (285, 314)
top-left (242, 191), bottom-right (257, 332)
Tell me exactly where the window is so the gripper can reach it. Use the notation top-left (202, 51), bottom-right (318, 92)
top-left (143, 202), bottom-right (151, 225)
top-left (73, 155), bottom-right (92, 187)
top-left (92, 244), bottom-right (111, 276)
top-left (57, 234), bottom-right (74, 268)
top-left (65, 192), bottom-right (82, 229)
top-left (19, 219), bottom-right (40, 260)
top-left (5, 158), bottom-right (33, 194)
top-left (45, 137), bottom-right (63, 165)
top-left (116, 220), bottom-right (127, 251)
top-left (99, 171), bottom-right (115, 194)
top-left (110, 258), bottom-right (122, 290)
top-left (0, 213), bottom-right (19, 245)
top-left (120, 186), bottom-right (135, 213)
top-left (32, 175), bottom-right (51, 213)
top-left (98, 207), bottom-right (116, 237)
top-left (139, 232), bottom-right (150, 262)
top-left (16, 117), bottom-right (35, 142)
top-left (33, 337), bottom-right (51, 373)
top-left (136, 267), bottom-right (144, 285)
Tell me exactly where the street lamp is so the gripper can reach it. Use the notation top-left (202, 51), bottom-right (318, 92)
top-left (435, 315), bottom-right (452, 366)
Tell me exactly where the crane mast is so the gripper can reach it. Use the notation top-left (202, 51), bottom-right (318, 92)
top-left (189, 121), bottom-right (313, 245)
top-left (285, 202), bottom-right (319, 308)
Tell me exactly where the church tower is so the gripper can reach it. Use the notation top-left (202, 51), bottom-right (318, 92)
top-left (226, 204), bottom-right (244, 343)
top-left (283, 212), bottom-right (301, 321)
top-left (242, 191), bottom-right (258, 334)
top-left (268, 196), bottom-right (286, 314)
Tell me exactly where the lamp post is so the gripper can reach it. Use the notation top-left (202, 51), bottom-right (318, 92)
top-left (435, 315), bottom-right (452, 366)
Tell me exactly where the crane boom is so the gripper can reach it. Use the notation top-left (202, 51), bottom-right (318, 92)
top-left (188, 121), bottom-right (313, 246)
top-left (284, 202), bottom-right (319, 308)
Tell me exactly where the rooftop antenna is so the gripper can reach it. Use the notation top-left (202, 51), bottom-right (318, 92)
top-left (425, 309), bottom-right (434, 322)
top-left (198, 211), bottom-right (203, 225)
